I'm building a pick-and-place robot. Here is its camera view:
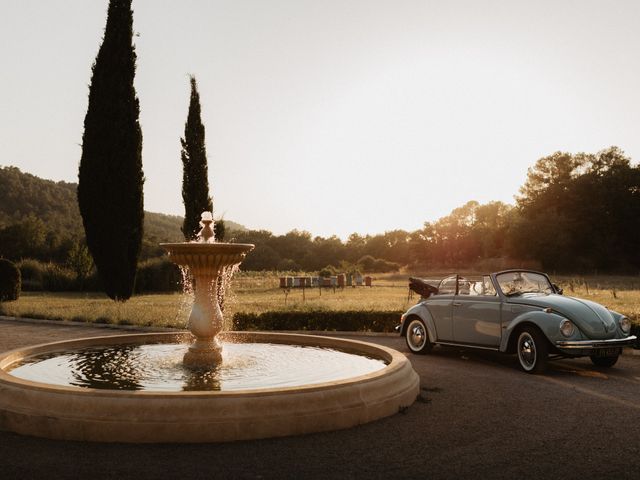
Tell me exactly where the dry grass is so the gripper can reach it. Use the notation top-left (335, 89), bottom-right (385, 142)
top-left (554, 275), bottom-right (640, 324)
top-left (0, 292), bottom-right (191, 328)
top-left (1, 272), bottom-right (638, 327)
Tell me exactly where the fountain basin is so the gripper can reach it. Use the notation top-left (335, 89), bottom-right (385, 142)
top-left (0, 332), bottom-right (419, 443)
top-left (160, 242), bottom-right (255, 276)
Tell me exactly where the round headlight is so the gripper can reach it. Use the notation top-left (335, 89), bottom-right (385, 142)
top-left (559, 319), bottom-right (575, 337)
top-left (619, 317), bottom-right (631, 334)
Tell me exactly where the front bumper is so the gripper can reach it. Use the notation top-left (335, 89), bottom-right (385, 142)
top-left (556, 335), bottom-right (637, 350)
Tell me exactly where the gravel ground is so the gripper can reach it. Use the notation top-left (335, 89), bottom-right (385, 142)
top-left (1, 318), bottom-right (639, 480)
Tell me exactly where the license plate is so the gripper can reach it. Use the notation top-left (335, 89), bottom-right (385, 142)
top-left (593, 347), bottom-right (621, 357)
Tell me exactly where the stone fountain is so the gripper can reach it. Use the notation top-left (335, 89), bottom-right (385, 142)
top-left (160, 212), bottom-right (254, 367)
top-left (0, 212), bottom-right (419, 443)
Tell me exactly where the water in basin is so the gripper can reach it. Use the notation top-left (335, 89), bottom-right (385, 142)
top-left (8, 342), bottom-right (387, 392)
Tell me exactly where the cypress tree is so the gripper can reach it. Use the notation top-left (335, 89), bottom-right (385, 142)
top-left (77, 0), bottom-right (144, 301)
top-left (181, 76), bottom-right (230, 309)
top-left (181, 75), bottom-right (214, 240)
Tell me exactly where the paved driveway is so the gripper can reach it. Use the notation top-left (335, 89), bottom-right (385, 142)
top-left (1, 319), bottom-right (639, 479)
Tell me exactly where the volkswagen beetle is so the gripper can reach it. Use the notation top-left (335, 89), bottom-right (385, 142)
top-left (397, 270), bottom-right (636, 373)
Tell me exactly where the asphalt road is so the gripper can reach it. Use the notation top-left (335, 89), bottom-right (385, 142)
top-left (1, 319), bottom-right (639, 480)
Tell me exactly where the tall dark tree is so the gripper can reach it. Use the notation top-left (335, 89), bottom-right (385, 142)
top-left (77, 0), bottom-right (144, 301)
top-left (181, 75), bottom-right (214, 240)
top-left (510, 147), bottom-right (640, 271)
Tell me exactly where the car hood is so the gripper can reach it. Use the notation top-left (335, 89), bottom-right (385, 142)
top-left (507, 294), bottom-right (617, 339)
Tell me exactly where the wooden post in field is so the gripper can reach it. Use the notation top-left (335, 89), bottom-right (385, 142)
top-left (283, 287), bottom-right (290, 305)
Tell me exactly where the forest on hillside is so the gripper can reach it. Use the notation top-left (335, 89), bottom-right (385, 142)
top-left (1, 145), bottom-right (639, 275)
top-left (0, 166), bottom-right (242, 262)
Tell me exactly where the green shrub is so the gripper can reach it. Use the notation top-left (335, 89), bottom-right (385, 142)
top-left (41, 263), bottom-right (76, 291)
top-left (357, 255), bottom-right (376, 272)
top-left (82, 269), bottom-right (103, 292)
top-left (135, 258), bottom-right (182, 293)
top-left (16, 259), bottom-right (78, 291)
top-left (357, 255), bottom-right (400, 273)
top-left (318, 267), bottom-right (334, 278)
top-left (372, 258), bottom-right (400, 273)
top-left (277, 258), bottom-right (300, 271)
top-left (17, 258), bottom-right (45, 290)
top-left (233, 310), bottom-right (402, 333)
top-left (0, 258), bottom-right (21, 301)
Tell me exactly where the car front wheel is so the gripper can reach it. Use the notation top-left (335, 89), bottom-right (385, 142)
top-left (516, 327), bottom-right (549, 374)
top-left (590, 355), bottom-right (619, 368)
top-left (405, 317), bottom-right (432, 354)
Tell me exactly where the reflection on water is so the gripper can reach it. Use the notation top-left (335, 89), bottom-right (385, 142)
top-left (71, 345), bottom-right (143, 390)
top-left (8, 342), bottom-right (386, 392)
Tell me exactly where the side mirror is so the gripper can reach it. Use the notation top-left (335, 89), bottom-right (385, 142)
top-left (553, 284), bottom-right (563, 295)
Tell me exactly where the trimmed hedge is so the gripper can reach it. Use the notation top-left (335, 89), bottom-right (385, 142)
top-left (0, 259), bottom-right (21, 301)
top-left (233, 311), bottom-right (640, 347)
top-left (233, 310), bottom-right (402, 333)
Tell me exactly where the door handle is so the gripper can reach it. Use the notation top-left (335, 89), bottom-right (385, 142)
top-left (453, 302), bottom-right (462, 307)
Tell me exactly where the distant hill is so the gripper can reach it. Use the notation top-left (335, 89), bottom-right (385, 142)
top-left (0, 166), bottom-right (81, 233)
top-left (0, 166), bottom-right (246, 244)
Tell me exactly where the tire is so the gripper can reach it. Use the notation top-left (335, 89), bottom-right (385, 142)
top-left (590, 355), bottom-right (619, 368)
top-left (516, 327), bottom-right (549, 374)
top-left (405, 317), bottom-right (432, 354)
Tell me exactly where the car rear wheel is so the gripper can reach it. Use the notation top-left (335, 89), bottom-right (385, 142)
top-left (516, 327), bottom-right (549, 374)
top-left (590, 355), bottom-right (619, 368)
top-left (405, 317), bottom-right (432, 354)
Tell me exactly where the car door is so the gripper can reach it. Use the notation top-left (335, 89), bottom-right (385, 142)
top-left (452, 276), bottom-right (501, 347)
top-left (425, 276), bottom-right (456, 341)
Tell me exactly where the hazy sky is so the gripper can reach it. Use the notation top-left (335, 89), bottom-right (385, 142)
top-left (1, 0), bottom-right (639, 238)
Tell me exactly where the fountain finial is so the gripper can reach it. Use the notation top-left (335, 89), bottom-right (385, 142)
top-left (197, 211), bottom-right (215, 243)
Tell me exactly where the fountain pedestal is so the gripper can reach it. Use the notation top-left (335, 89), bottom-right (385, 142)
top-left (183, 272), bottom-right (224, 366)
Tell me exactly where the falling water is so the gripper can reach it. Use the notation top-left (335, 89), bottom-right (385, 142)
top-left (175, 266), bottom-right (194, 326)
top-left (218, 263), bottom-right (240, 330)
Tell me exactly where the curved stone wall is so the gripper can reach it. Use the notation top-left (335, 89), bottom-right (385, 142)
top-left (0, 332), bottom-right (419, 443)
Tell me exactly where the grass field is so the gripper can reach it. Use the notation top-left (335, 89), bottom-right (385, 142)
top-left (1, 272), bottom-right (639, 328)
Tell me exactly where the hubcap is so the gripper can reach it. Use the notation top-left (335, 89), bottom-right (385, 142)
top-left (518, 332), bottom-right (536, 370)
top-left (408, 322), bottom-right (426, 350)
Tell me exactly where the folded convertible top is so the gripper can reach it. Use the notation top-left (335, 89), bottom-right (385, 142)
top-left (408, 277), bottom-right (439, 298)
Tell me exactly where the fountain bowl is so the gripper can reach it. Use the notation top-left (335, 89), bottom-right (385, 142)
top-left (160, 242), bottom-right (255, 276)
top-left (0, 331), bottom-right (419, 443)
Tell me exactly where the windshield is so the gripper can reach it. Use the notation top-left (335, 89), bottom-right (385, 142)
top-left (495, 271), bottom-right (554, 296)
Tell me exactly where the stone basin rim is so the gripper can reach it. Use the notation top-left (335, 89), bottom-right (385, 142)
top-left (0, 331), bottom-right (404, 396)
top-left (0, 331), bottom-right (419, 443)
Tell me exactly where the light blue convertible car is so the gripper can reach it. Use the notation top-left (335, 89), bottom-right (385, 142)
top-left (398, 270), bottom-right (636, 373)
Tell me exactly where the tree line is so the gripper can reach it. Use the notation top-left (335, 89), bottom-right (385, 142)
top-left (229, 146), bottom-right (640, 274)
top-left (2, 146), bottom-right (638, 276)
